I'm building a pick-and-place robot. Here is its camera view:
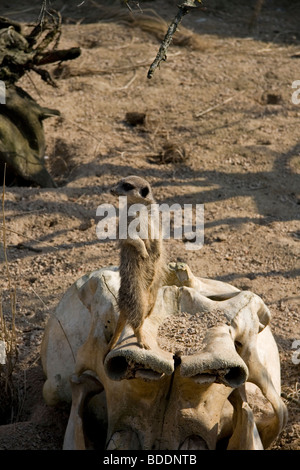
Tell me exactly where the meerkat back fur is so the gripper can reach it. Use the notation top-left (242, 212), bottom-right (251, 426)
top-left (106, 175), bottom-right (165, 353)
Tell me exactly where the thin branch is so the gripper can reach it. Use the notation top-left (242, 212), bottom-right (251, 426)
top-left (147, 1), bottom-right (199, 79)
top-left (63, 118), bottom-right (102, 143)
top-left (0, 223), bottom-right (58, 250)
top-left (114, 69), bottom-right (137, 90)
top-left (1, 164), bottom-right (11, 293)
top-left (125, 1), bottom-right (143, 13)
top-left (281, 391), bottom-right (300, 407)
top-left (195, 91), bottom-right (245, 118)
top-left (31, 66), bottom-right (58, 87)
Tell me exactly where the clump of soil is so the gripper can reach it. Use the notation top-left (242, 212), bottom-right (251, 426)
top-left (157, 311), bottom-right (228, 355)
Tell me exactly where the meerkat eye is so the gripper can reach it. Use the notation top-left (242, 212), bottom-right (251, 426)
top-left (122, 182), bottom-right (134, 191)
top-left (140, 186), bottom-right (149, 198)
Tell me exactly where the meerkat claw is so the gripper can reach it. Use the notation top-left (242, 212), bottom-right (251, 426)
top-left (139, 341), bottom-right (150, 350)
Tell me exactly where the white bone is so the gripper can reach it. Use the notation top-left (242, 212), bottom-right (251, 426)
top-left (63, 373), bottom-right (103, 450)
top-left (41, 263), bottom-right (287, 450)
top-left (228, 388), bottom-right (264, 450)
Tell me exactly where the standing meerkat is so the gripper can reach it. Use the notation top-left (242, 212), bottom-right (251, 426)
top-left (106, 175), bottom-right (165, 353)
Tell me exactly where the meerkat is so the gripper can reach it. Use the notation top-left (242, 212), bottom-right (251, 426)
top-left (106, 175), bottom-right (165, 354)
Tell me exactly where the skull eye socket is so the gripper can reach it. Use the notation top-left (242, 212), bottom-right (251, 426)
top-left (122, 182), bottom-right (134, 191)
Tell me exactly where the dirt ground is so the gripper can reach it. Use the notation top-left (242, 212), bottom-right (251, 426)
top-left (0, 0), bottom-right (299, 451)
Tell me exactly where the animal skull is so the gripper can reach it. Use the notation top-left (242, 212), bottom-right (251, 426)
top-left (41, 262), bottom-right (287, 450)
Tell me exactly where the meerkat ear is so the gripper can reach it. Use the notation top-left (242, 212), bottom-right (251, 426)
top-left (140, 186), bottom-right (149, 198)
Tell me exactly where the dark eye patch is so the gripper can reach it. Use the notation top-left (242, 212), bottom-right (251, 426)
top-left (140, 186), bottom-right (149, 198)
top-left (122, 182), bottom-right (134, 191)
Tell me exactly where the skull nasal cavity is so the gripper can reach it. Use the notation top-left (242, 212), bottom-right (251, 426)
top-left (223, 366), bottom-right (247, 388)
top-left (105, 356), bottom-right (129, 380)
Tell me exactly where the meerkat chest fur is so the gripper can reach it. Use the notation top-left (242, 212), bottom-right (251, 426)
top-left (119, 204), bottom-right (163, 289)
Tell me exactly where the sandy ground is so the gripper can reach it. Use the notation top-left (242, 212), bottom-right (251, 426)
top-left (0, 0), bottom-right (299, 450)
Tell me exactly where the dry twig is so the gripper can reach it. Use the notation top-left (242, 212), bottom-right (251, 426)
top-left (195, 91), bottom-right (245, 118)
top-left (147, 1), bottom-right (200, 79)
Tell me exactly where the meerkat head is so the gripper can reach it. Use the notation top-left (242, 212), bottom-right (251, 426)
top-left (110, 175), bottom-right (155, 205)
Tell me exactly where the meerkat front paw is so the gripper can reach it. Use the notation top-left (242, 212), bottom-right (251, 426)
top-left (135, 328), bottom-right (150, 349)
top-left (135, 239), bottom-right (149, 259)
top-left (140, 248), bottom-right (149, 259)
